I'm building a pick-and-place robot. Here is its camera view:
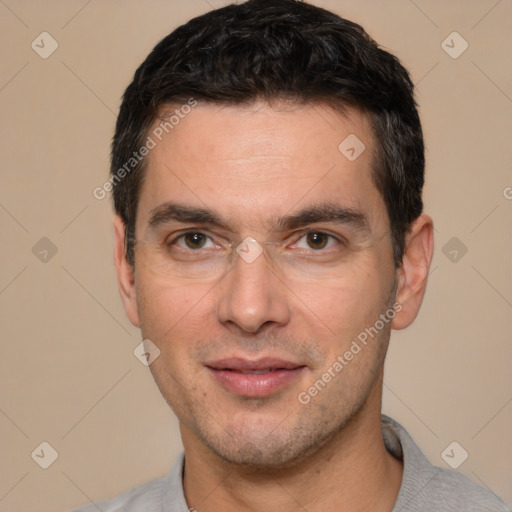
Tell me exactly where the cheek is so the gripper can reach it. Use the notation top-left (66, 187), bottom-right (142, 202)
top-left (289, 259), bottom-right (389, 334)
top-left (135, 276), bottom-right (210, 347)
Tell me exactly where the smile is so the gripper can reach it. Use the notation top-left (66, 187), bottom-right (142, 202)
top-left (206, 357), bottom-right (306, 398)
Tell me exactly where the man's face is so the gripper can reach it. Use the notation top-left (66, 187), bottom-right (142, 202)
top-left (126, 101), bottom-right (399, 467)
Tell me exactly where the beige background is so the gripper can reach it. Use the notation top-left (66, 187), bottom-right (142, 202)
top-left (1, 1), bottom-right (511, 510)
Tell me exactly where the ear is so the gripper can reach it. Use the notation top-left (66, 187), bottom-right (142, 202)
top-left (113, 215), bottom-right (140, 328)
top-left (392, 214), bottom-right (434, 330)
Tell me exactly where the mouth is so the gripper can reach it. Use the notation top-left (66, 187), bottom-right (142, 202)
top-left (205, 357), bottom-right (306, 398)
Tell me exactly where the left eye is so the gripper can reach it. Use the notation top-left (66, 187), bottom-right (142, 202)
top-left (294, 232), bottom-right (338, 250)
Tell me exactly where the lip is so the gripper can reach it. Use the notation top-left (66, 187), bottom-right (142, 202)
top-left (206, 357), bottom-right (306, 398)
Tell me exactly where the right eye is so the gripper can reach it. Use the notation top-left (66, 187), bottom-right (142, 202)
top-left (171, 232), bottom-right (217, 250)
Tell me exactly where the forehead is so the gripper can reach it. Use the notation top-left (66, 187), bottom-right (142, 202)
top-left (137, 100), bottom-right (385, 232)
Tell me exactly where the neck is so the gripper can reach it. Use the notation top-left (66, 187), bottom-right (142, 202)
top-left (181, 381), bottom-right (402, 512)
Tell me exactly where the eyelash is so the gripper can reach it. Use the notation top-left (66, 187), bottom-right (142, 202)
top-left (166, 230), bottom-right (346, 252)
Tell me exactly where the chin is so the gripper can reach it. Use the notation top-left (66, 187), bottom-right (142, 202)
top-left (196, 413), bottom-right (341, 470)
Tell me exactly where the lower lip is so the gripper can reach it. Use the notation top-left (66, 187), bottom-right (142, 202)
top-left (208, 367), bottom-right (305, 398)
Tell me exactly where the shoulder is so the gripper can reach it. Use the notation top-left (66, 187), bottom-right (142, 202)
top-left (382, 415), bottom-right (510, 512)
top-left (423, 465), bottom-right (511, 511)
top-left (69, 453), bottom-right (188, 512)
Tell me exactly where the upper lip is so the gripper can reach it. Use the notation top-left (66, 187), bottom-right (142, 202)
top-left (205, 357), bottom-right (304, 371)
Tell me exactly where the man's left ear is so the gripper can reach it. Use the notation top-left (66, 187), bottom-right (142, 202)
top-left (392, 214), bottom-right (434, 330)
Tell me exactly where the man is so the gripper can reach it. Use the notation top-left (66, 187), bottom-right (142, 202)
top-left (76, 0), bottom-right (509, 510)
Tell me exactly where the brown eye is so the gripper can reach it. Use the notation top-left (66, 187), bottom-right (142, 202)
top-left (183, 233), bottom-right (208, 249)
top-left (306, 232), bottom-right (329, 250)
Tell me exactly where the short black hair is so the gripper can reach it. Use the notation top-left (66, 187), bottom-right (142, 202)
top-left (111, 0), bottom-right (424, 268)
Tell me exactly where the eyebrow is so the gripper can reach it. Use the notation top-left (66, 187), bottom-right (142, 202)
top-left (147, 201), bottom-right (370, 235)
top-left (148, 203), bottom-right (230, 230)
top-left (274, 203), bottom-right (370, 234)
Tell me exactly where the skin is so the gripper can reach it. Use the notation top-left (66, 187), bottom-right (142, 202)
top-left (114, 101), bottom-right (434, 512)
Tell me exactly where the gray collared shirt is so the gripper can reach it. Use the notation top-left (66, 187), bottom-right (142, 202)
top-left (71, 415), bottom-right (510, 511)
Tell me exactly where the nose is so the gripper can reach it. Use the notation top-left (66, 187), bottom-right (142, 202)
top-left (216, 242), bottom-right (291, 333)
